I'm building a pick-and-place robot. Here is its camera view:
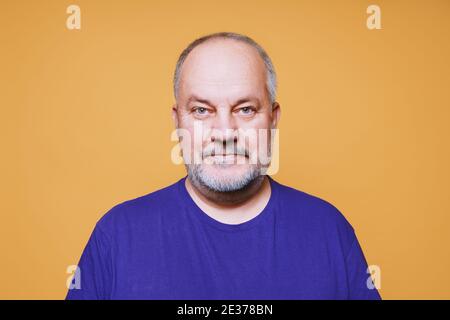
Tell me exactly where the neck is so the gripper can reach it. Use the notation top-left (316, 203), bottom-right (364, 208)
top-left (184, 175), bottom-right (271, 224)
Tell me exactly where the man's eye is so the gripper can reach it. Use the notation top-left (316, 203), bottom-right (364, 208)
top-left (238, 106), bottom-right (255, 115)
top-left (194, 107), bottom-right (209, 115)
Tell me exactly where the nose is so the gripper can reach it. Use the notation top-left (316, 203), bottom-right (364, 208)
top-left (210, 109), bottom-right (238, 146)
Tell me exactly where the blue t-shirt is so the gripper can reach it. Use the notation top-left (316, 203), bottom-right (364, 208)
top-left (66, 176), bottom-right (381, 300)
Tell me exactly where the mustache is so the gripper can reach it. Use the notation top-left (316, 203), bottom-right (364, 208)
top-left (202, 144), bottom-right (249, 158)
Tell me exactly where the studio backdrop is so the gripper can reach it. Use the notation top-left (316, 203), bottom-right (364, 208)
top-left (1, 0), bottom-right (449, 299)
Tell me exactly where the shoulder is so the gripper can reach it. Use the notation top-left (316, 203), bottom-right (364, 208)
top-left (94, 179), bottom-right (182, 236)
top-left (271, 178), bottom-right (356, 244)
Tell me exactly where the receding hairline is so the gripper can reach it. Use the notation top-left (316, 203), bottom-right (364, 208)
top-left (173, 32), bottom-right (277, 104)
top-left (181, 37), bottom-right (264, 72)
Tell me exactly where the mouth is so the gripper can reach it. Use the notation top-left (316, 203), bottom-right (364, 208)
top-left (205, 154), bottom-right (248, 160)
top-left (206, 151), bottom-right (249, 158)
top-left (203, 153), bottom-right (249, 165)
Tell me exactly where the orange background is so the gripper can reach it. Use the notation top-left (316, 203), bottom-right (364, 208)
top-left (1, 0), bottom-right (449, 299)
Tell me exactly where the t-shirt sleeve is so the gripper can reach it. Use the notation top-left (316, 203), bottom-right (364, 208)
top-left (345, 233), bottom-right (382, 300)
top-left (65, 223), bottom-right (113, 300)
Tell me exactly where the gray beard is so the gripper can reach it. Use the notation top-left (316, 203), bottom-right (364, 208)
top-left (186, 163), bottom-right (266, 205)
top-left (186, 163), bottom-right (262, 193)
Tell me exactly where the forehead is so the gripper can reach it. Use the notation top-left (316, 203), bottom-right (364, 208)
top-left (178, 39), bottom-right (268, 103)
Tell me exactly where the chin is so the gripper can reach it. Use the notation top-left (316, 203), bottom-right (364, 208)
top-left (200, 164), bottom-right (260, 189)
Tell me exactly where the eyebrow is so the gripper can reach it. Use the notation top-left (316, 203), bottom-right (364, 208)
top-left (186, 95), bottom-right (260, 108)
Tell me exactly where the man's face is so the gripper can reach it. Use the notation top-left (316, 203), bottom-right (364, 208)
top-left (173, 39), bottom-right (280, 192)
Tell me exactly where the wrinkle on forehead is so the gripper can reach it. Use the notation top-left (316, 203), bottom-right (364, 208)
top-left (178, 39), bottom-right (268, 104)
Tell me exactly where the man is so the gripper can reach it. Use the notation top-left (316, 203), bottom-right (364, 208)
top-left (66, 32), bottom-right (381, 300)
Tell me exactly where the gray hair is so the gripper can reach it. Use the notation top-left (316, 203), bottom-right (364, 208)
top-left (173, 32), bottom-right (277, 104)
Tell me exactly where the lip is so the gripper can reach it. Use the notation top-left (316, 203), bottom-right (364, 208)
top-left (206, 154), bottom-right (247, 165)
top-left (206, 155), bottom-right (248, 162)
top-left (207, 154), bottom-right (248, 158)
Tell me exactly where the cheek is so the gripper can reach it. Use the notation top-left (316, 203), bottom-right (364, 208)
top-left (238, 119), bottom-right (273, 148)
top-left (178, 126), bottom-right (209, 160)
top-left (239, 113), bottom-right (272, 130)
top-left (177, 127), bottom-right (195, 153)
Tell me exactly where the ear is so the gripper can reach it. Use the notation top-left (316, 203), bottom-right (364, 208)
top-left (171, 103), bottom-right (179, 129)
top-left (271, 102), bottom-right (281, 129)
